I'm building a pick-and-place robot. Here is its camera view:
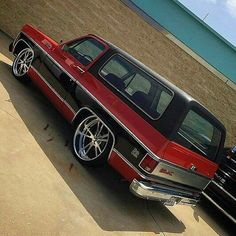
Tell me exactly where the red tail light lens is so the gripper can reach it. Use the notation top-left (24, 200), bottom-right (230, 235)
top-left (140, 154), bottom-right (158, 173)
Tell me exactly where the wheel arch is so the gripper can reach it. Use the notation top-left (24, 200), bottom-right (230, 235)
top-left (13, 38), bottom-right (33, 56)
top-left (72, 107), bottom-right (97, 127)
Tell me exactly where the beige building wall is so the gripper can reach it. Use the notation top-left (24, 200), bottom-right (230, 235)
top-left (0, 0), bottom-right (235, 145)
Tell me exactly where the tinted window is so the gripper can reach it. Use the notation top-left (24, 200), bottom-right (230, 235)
top-left (100, 55), bottom-right (173, 119)
top-left (66, 38), bottom-right (105, 66)
top-left (179, 110), bottom-right (221, 159)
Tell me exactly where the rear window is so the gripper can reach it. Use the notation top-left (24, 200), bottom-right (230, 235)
top-left (179, 110), bottom-right (222, 159)
top-left (100, 54), bottom-right (173, 119)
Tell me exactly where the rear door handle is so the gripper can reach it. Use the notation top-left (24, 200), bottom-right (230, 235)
top-left (71, 64), bottom-right (85, 74)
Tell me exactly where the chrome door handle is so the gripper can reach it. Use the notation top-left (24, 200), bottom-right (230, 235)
top-left (72, 65), bottom-right (85, 74)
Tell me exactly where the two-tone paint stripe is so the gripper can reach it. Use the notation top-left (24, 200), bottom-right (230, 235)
top-left (20, 31), bottom-right (211, 183)
top-left (31, 66), bottom-right (76, 115)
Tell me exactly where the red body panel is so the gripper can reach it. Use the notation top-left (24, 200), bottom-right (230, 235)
top-left (21, 24), bottom-right (219, 181)
top-left (163, 141), bottom-right (218, 178)
top-left (22, 24), bottom-right (58, 52)
top-left (108, 151), bottom-right (141, 183)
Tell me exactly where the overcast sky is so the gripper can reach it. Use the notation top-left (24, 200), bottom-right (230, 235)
top-left (178, 0), bottom-right (236, 46)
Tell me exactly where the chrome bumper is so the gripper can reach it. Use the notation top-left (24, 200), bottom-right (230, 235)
top-left (130, 179), bottom-right (199, 206)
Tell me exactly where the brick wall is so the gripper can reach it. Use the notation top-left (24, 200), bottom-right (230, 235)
top-left (0, 0), bottom-right (235, 145)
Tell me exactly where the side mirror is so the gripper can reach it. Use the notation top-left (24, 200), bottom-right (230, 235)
top-left (62, 44), bottom-right (69, 52)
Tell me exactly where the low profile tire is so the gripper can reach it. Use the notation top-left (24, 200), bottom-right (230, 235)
top-left (73, 115), bottom-right (112, 166)
top-left (12, 47), bottom-right (34, 83)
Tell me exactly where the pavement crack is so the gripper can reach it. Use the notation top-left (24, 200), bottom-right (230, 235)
top-left (0, 107), bottom-right (20, 121)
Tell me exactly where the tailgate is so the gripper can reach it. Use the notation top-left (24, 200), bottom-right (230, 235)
top-left (153, 141), bottom-right (218, 190)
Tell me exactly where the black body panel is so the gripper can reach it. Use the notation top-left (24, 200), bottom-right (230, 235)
top-left (204, 153), bottom-right (236, 222)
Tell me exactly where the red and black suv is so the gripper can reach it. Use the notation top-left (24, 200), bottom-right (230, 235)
top-left (9, 24), bottom-right (226, 206)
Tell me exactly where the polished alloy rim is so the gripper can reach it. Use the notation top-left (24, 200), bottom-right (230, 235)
top-left (73, 116), bottom-right (110, 161)
top-left (13, 48), bottom-right (34, 77)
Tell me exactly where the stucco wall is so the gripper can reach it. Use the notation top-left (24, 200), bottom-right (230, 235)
top-left (130, 0), bottom-right (236, 84)
top-left (0, 0), bottom-right (235, 145)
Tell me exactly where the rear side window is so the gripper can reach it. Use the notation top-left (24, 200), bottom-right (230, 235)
top-left (178, 110), bottom-right (222, 159)
top-left (100, 54), bottom-right (173, 119)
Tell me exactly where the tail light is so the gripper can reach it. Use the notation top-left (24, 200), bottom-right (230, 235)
top-left (140, 154), bottom-right (159, 173)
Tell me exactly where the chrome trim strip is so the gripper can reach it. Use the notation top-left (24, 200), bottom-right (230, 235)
top-left (98, 53), bottom-right (174, 121)
top-left (74, 107), bottom-right (116, 161)
top-left (211, 180), bottom-right (236, 201)
top-left (31, 66), bottom-right (76, 114)
top-left (138, 153), bottom-right (151, 174)
top-left (230, 158), bottom-right (236, 164)
top-left (178, 131), bottom-right (208, 157)
top-left (218, 169), bottom-right (232, 179)
top-left (112, 148), bottom-right (152, 181)
top-left (202, 192), bottom-right (236, 224)
top-left (20, 32), bottom-right (211, 181)
top-left (223, 164), bottom-right (236, 174)
top-left (12, 32), bottom-right (21, 47)
top-left (74, 65), bottom-right (85, 74)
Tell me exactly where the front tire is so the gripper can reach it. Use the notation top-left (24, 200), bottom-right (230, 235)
top-left (73, 115), bottom-right (112, 166)
top-left (12, 47), bottom-right (34, 83)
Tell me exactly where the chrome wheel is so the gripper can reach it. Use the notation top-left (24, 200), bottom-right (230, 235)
top-left (12, 48), bottom-right (34, 77)
top-left (73, 116), bottom-right (110, 162)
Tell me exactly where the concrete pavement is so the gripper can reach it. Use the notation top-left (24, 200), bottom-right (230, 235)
top-left (0, 31), bottom-right (234, 236)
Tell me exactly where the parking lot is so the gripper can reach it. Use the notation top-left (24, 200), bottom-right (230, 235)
top-left (0, 31), bottom-right (235, 235)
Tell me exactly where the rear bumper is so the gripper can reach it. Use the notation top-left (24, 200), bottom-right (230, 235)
top-left (130, 179), bottom-right (199, 206)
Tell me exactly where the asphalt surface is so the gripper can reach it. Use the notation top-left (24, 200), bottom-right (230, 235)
top-left (0, 31), bottom-right (235, 235)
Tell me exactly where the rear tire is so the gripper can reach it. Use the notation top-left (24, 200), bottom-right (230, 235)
top-left (72, 115), bottom-right (112, 166)
top-left (12, 47), bottom-right (34, 83)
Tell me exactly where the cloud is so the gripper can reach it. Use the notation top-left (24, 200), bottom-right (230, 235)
top-left (226, 0), bottom-right (236, 18)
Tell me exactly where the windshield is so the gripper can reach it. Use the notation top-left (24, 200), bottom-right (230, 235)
top-left (65, 37), bottom-right (105, 66)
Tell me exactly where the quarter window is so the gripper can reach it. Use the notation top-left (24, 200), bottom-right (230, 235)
top-left (179, 110), bottom-right (221, 159)
top-left (100, 55), bottom-right (173, 119)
